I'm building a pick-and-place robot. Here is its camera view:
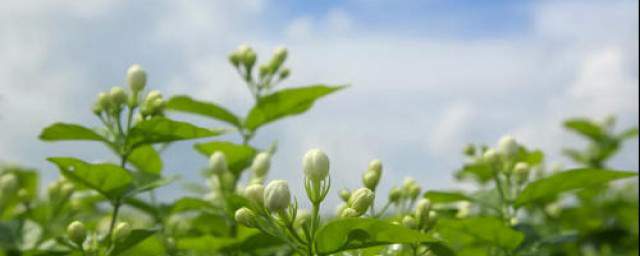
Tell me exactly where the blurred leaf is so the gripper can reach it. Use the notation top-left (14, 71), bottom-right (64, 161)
top-left (171, 197), bottom-right (218, 213)
top-left (110, 229), bottom-right (157, 256)
top-left (48, 157), bottom-right (133, 200)
top-left (167, 95), bottom-right (242, 128)
top-left (39, 123), bottom-right (106, 142)
top-left (220, 233), bottom-right (284, 253)
top-left (564, 118), bottom-right (606, 142)
top-left (437, 217), bottom-right (524, 250)
top-left (424, 191), bottom-right (471, 203)
top-left (194, 141), bottom-right (257, 175)
top-left (618, 127), bottom-right (639, 140)
top-left (128, 145), bottom-right (163, 174)
top-left (127, 117), bottom-right (223, 149)
top-left (315, 218), bottom-right (438, 254)
top-left (457, 163), bottom-right (493, 183)
top-left (245, 85), bottom-right (345, 131)
top-left (515, 168), bottom-right (637, 207)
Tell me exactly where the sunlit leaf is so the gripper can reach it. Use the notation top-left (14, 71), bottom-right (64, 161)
top-left (564, 118), bottom-right (606, 142)
top-left (437, 217), bottom-right (524, 250)
top-left (39, 123), bottom-right (106, 142)
top-left (245, 85), bottom-right (345, 131)
top-left (126, 117), bottom-right (223, 149)
top-left (128, 145), bottom-right (163, 174)
top-left (424, 191), bottom-right (472, 203)
top-left (167, 95), bottom-right (242, 128)
top-left (515, 168), bottom-right (637, 207)
top-left (47, 157), bottom-right (134, 200)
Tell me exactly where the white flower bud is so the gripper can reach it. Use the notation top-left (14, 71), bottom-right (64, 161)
top-left (209, 151), bottom-right (228, 175)
top-left (295, 210), bottom-right (311, 227)
top-left (428, 211), bottom-right (438, 222)
top-left (340, 207), bottom-right (360, 218)
top-left (303, 149), bottom-right (330, 182)
top-left (336, 203), bottom-right (348, 216)
top-left (402, 215), bottom-right (417, 229)
top-left (97, 92), bottom-right (111, 110)
top-left (415, 199), bottom-right (432, 223)
top-left (497, 135), bottom-right (519, 158)
top-left (60, 183), bottom-right (74, 197)
top-left (0, 173), bottom-right (18, 193)
top-left (127, 64), bottom-right (147, 92)
top-left (244, 183), bottom-right (265, 206)
top-left (389, 187), bottom-right (402, 203)
top-left (250, 152), bottom-right (271, 178)
top-left (264, 180), bottom-right (291, 213)
top-left (456, 201), bottom-right (471, 218)
top-left (273, 46), bottom-right (288, 64)
top-left (348, 187), bottom-right (374, 214)
top-left (235, 207), bottom-right (257, 228)
top-left (145, 90), bottom-right (162, 103)
top-left (113, 222), bottom-right (131, 242)
top-left (109, 87), bottom-right (128, 107)
top-left (368, 159), bottom-right (382, 176)
top-left (67, 221), bottom-right (86, 245)
top-left (483, 149), bottom-right (498, 163)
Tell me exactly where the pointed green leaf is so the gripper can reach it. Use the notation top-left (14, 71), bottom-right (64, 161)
top-left (315, 218), bottom-right (438, 254)
top-left (47, 157), bottom-right (133, 200)
top-left (110, 229), bottom-right (157, 256)
top-left (515, 168), bottom-right (637, 207)
top-left (564, 118), bottom-right (606, 142)
top-left (128, 145), bottom-right (163, 174)
top-left (194, 141), bottom-right (257, 175)
top-left (127, 117), bottom-right (223, 149)
top-left (424, 191), bottom-right (471, 203)
top-left (245, 85), bottom-right (345, 131)
top-left (167, 95), bottom-right (242, 128)
top-left (437, 217), bottom-right (524, 250)
top-left (39, 123), bottom-right (106, 142)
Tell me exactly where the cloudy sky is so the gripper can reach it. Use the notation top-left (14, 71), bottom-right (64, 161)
top-left (1, 0), bottom-right (638, 208)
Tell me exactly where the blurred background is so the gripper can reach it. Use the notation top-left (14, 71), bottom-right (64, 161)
top-left (0, 0), bottom-right (638, 209)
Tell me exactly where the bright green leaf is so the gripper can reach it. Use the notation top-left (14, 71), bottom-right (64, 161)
top-left (110, 229), bottom-right (157, 256)
top-left (194, 141), bottom-right (257, 175)
top-left (167, 95), bottom-right (242, 128)
top-left (39, 123), bottom-right (106, 142)
top-left (127, 117), bottom-right (223, 149)
top-left (515, 168), bottom-right (637, 207)
top-left (315, 218), bottom-right (437, 254)
top-left (47, 157), bottom-right (133, 200)
top-left (437, 217), bottom-right (524, 250)
top-left (245, 85), bottom-right (345, 131)
top-left (424, 191), bottom-right (471, 203)
top-left (128, 145), bottom-right (163, 174)
top-left (564, 118), bottom-right (605, 142)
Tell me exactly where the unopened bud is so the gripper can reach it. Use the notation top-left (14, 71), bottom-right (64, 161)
top-left (209, 151), bottom-right (228, 175)
top-left (339, 189), bottom-right (351, 202)
top-left (0, 173), bottom-right (18, 193)
top-left (244, 183), bottom-right (265, 206)
top-left (340, 207), bottom-right (360, 218)
top-left (463, 144), bottom-right (476, 156)
top-left (389, 187), bottom-right (402, 203)
top-left (127, 64), bottom-right (147, 92)
top-left (348, 187), bottom-right (374, 214)
top-left (279, 68), bottom-right (290, 80)
top-left (362, 171), bottom-right (380, 191)
top-left (97, 92), bottom-right (111, 110)
top-left (483, 149), bottom-right (498, 163)
top-left (109, 87), bottom-right (128, 107)
top-left (402, 215), bottom-right (417, 229)
top-left (272, 47), bottom-right (288, 67)
top-left (60, 183), bottom-right (74, 197)
top-left (415, 199), bottom-right (432, 223)
top-left (368, 159), bottom-right (382, 176)
top-left (250, 152), bottom-right (271, 178)
top-left (235, 207), bottom-right (257, 228)
top-left (229, 52), bottom-right (242, 67)
top-left (456, 201), bottom-right (471, 218)
top-left (295, 211), bottom-right (311, 227)
top-left (497, 135), bottom-right (518, 158)
top-left (336, 203), bottom-right (348, 216)
top-left (264, 180), bottom-right (291, 213)
top-left (514, 162), bottom-right (530, 184)
top-left (67, 221), bottom-right (86, 246)
top-left (303, 149), bottom-right (330, 182)
top-left (113, 222), bottom-right (131, 242)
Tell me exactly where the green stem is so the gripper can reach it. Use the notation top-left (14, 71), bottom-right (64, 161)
top-left (106, 200), bottom-right (121, 244)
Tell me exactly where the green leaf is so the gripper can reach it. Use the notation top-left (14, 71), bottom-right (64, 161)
top-left (110, 229), bottom-right (157, 256)
top-left (437, 217), bottom-right (524, 250)
top-left (47, 157), bottom-right (133, 200)
top-left (424, 191), bottom-right (472, 203)
top-left (245, 85), bottom-right (345, 131)
top-left (127, 117), bottom-right (223, 149)
top-left (128, 145), bottom-right (163, 174)
top-left (194, 141), bottom-right (257, 175)
top-left (618, 127), bottom-right (639, 140)
top-left (167, 95), bottom-right (242, 128)
top-left (515, 168), bottom-right (637, 207)
top-left (171, 197), bottom-right (219, 213)
top-left (564, 118), bottom-right (606, 142)
top-left (39, 123), bottom-right (106, 142)
top-left (315, 218), bottom-right (437, 254)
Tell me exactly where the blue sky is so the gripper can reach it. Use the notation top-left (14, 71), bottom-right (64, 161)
top-left (1, 0), bottom-right (638, 210)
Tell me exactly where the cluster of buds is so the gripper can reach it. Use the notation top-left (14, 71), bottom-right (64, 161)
top-left (402, 199), bottom-right (437, 231)
top-left (362, 159), bottom-right (382, 191)
top-left (339, 187), bottom-right (374, 218)
top-left (139, 90), bottom-right (166, 118)
top-left (235, 179), bottom-right (292, 227)
top-left (249, 152), bottom-right (272, 184)
top-left (228, 44), bottom-right (291, 96)
top-left (113, 222), bottom-right (132, 242)
top-left (47, 178), bottom-right (75, 202)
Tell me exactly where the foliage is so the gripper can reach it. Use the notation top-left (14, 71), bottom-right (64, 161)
top-left (0, 45), bottom-right (637, 256)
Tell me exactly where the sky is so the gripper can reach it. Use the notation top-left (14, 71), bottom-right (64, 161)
top-left (1, 0), bottom-right (638, 209)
